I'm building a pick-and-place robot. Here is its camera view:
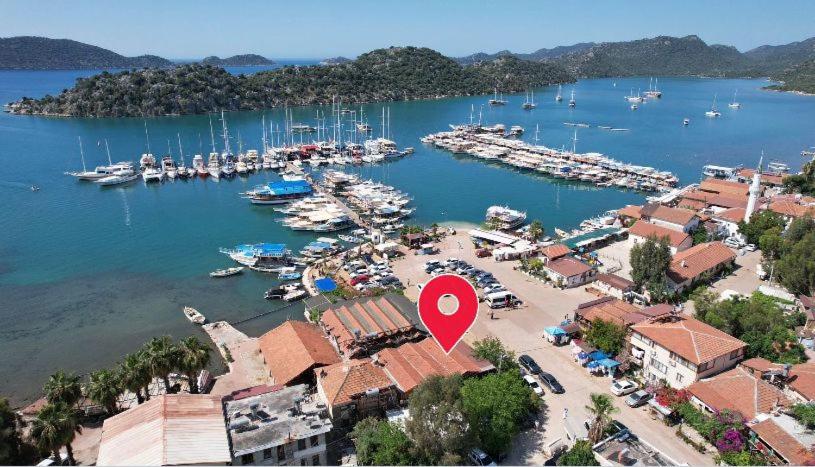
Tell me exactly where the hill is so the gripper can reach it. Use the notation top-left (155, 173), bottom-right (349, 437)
top-left (8, 46), bottom-right (574, 117)
top-left (765, 59), bottom-right (815, 94)
top-left (456, 43), bottom-right (594, 65)
top-left (0, 36), bottom-right (171, 69)
top-left (319, 56), bottom-right (352, 65)
top-left (745, 37), bottom-right (815, 73)
top-left (551, 35), bottom-right (748, 78)
top-left (200, 54), bottom-right (274, 66)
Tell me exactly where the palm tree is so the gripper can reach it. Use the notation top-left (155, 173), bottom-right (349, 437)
top-left (528, 220), bottom-right (544, 242)
top-left (118, 353), bottom-right (150, 404)
top-left (86, 369), bottom-right (121, 416)
top-left (176, 336), bottom-right (211, 394)
top-left (43, 371), bottom-right (82, 407)
top-left (585, 393), bottom-right (619, 443)
top-left (30, 402), bottom-right (82, 465)
top-left (143, 336), bottom-right (178, 394)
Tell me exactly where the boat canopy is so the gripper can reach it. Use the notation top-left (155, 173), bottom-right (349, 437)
top-left (254, 243), bottom-right (288, 256)
top-left (266, 179), bottom-right (312, 195)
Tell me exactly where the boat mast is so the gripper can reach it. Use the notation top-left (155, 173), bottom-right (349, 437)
top-left (209, 114), bottom-right (216, 153)
top-left (78, 136), bottom-right (87, 172)
top-left (220, 110), bottom-right (230, 155)
top-left (104, 139), bottom-right (112, 165)
top-left (177, 133), bottom-right (185, 165)
top-left (534, 124), bottom-right (539, 145)
top-left (572, 129), bottom-right (578, 154)
top-left (143, 120), bottom-right (151, 154)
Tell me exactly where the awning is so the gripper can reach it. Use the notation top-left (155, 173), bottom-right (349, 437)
top-left (315, 277), bottom-right (337, 293)
top-left (544, 326), bottom-right (567, 336)
top-left (596, 358), bottom-right (621, 368)
top-left (588, 350), bottom-right (610, 361)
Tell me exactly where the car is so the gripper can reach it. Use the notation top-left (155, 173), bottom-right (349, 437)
top-left (467, 448), bottom-right (496, 466)
top-left (350, 275), bottom-right (370, 286)
top-left (455, 264), bottom-right (473, 274)
top-left (523, 374), bottom-right (544, 396)
top-left (466, 268), bottom-right (485, 277)
top-left (724, 236), bottom-right (744, 248)
top-left (477, 277), bottom-right (498, 287)
top-left (476, 248), bottom-right (492, 258)
top-left (610, 379), bottom-right (639, 396)
top-left (518, 354), bottom-right (542, 374)
top-left (539, 372), bottom-right (564, 394)
top-left (625, 390), bottom-right (652, 407)
top-left (483, 284), bottom-right (506, 295)
top-left (444, 258), bottom-right (461, 267)
top-left (744, 243), bottom-right (757, 252)
top-left (343, 260), bottom-right (364, 271)
top-left (431, 268), bottom-right (447, 277)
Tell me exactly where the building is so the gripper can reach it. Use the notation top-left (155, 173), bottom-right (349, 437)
top-left (736, 168), bottom-right (786, 187)
top-left (699, 178), bottom-right (750, 198)
top-left (711, 207), bottom-right (748, 238)
top-left (750, 414), bottom-right (815, 465)
top-left (223, 384), bottom-right (332, 466)
top-left (629, 315), bottom-right (747, 388)
top-left (314, 359), bottom-right (398, 426)
top-left (540, 244), bottom-right (572, 264)
top-left (764, 197), bottom-right (815, 220)
top-left (617, 205), bottom-right (642, 226)
top-left (258, 321), bottom-right (340, 386)
top-left (97, 394), bottom-right (231, 466)
top-left (686, 366), bottom-right (789, 420)
top-left (374, 338), bottom-right (495, 396)
top-left (543, 256), bottom-right (597, 288)
top-left (319, 296), bottom-right (424, 357)
top-left (593, 273), bottom-right (636, 299)
top-left (666, 242), bottom-right (736, 293)
top-left (574, 297), bottom-right (650, 329)
top-left (639, 203), bottom-right (700, 233)
top-left (740, 357), bottom-right (815, 403)
top-left (627, 221), bottom-right (693, 254)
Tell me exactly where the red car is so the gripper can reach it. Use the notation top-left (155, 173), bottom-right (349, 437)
top-left (350, 275), bottom-right (370, 286)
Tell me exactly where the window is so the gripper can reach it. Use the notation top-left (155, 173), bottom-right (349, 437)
top-left (650, 359), bottom-right (668, 374)
top-left (298, 438), bottom-right (307, 451)
top-left (310, 435), bottom-right (319, 447)
top-left (730, 349), bottom-right (741, 360)
top-left (312, 455), bottom-right (321, 465)
top-left (277, 445), bottom-right (285, 462)
top-left (263, 448), bottom-right (272, 460)
top-left (241, 453), bottom-right (254, 465)
top-left (676, 373), bottom-right (684, 384)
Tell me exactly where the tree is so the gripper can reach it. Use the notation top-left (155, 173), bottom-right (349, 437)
top-left (30, 403), bottom-right (82, 465)
top-left (1, 397), bottom-right (36, 465)
top-left (557, 440), bottom-right (599, 466)
top-left (738, 210), bottom-right (785, 245)
top-left (528, 220), bottom-right (545, 241)
top-left (43, 371), bottom-right (82, 407)
top-left (776, 228), bottom-right (815, 296)
top-left (690, 227), bottom-right (709, 245)
top-left (350, 418), bottom-right (416, 466)
top-left (527, 258), bottom-right (544, 275)
top-left (176, 336), bottom-right (211, 394)
top-left (584, 319), bottom-right (627, 355)
top-left (460, 369), bottom-right (537, 457)
top-left (629, 235), bottom-right (671, 300)
top-left (118, 352), bottom-right (151, 403)
top-left (791, 403), bottom-right (815, 429)
top-left (86, 369), bottom-right (121, 416)
top-left (405, 375), bottom-right (471, 464)
top-left (472, 337), bottom-right (517, 371)
top-left (585, 393), bottom-right (618, 443)
top-left (142, 336), bottom-right (178, 394)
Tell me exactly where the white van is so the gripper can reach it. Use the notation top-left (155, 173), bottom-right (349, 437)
top-left (485, 291), bottom-right (520, 309)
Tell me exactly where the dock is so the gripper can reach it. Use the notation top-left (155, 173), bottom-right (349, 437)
top-left (422, 125), bottom-right (678, 192)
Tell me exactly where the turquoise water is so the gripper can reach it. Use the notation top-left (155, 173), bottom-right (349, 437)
top-left (1, 70), bottom-right (814, 405)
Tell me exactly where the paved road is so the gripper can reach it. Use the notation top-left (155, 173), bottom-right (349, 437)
top-left (391, 232), bottom-right (712, 465)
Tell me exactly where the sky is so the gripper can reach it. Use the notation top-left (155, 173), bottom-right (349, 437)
top-left (3, 0), bottom-right (815, 59)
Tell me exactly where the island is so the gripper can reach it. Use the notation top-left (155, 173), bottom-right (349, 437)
top-left (200, 54), bottom-right (275, 66)
top-left (0, 36), bottom-right (171, 70)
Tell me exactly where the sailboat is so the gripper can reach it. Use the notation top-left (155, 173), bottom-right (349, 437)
top-left (728, 90), bottom-right (741, 109)
top-left (625, 88), bottom-right (643, 103)
top-left (555, 84), bottom-right (563, 102)
top-left (705, 94), bottom-right (721, 118)
top-left (568, 88), bottom-right (576, 107)
top-left (643, 77), bottom-right (662, 98)
top-left (94, 140), bottom-right (138, 186)
top-left (65, 137), bottom-right (129, 180)
top-left (206, 114), bottom-right (222, 179)
top-left (522, 90), bottom-right (537, 110)
top-left (488, 88), bottom-right (507, 106)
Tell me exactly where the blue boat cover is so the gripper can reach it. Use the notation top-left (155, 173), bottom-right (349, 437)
top-left (315, 277), bottom-right (337, 292)
top-left (255, 243), bottom-right (287, 255)
top-left (267, 180), bottom-right (312, 195)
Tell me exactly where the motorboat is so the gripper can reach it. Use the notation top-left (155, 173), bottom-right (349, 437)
top-left (142, 165), bottom-right (164, 182)
top-left (207, 152), bottom-right (222, 179)
top-left (278, 267), bottom-right (301, 281)
top-left (162, 156), bottom-right (177, 179)
top-left (209, 266), bottom-right (244, 278)
top-left (683, 118), bottom-right (690, 126)
top-left (182, 306), bottom-right (207, 325)
top-left (338, 234), bottom-right (363, 243)
top-left (264, 287), bottom-right (285, 300)
top-left (244, 179), bottom-right (313, 205)
top-left (283, 289), bottom-right (307, 302)
top-left (95, 169), bottom-right (139, 186)
top-left (631, 103), bottom-right (638, 110)
top-left (220, 243), bottom-right (293, 268)
top-left (139, 153), bottom-right (157, 171)
top-left (193, 154), bottom-right (208, 177)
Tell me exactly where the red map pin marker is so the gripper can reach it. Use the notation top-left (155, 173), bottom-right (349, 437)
top-left (418, 274), bottom-right (479, 354)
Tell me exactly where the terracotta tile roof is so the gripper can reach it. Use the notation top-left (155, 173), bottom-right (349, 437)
top-left (544, 257), bottom-right (592, 278)
top-left (789, 362), bottom-right (815, 401)
top-left (800, 295), bottom-right (815, 310)
top-left (738, 168), bottom-right (786, 186)
top-left (320, 296), bottom-right (419, 356)
top-left (667, 242), bottom-right (736, 284)
top-left (628, 221), bottom-right (691, 248)
top-left (595, 273), bottom-right (635, 292)
top-left (258, 321), bottom-right (340, 385)
top-left (640, 304), bottom-right (675, 318)
top-left (97, 394), bottom-right (231, 466)
top-left (315, 359), bottom-right (394, 408)
top-left (687, 367), bottom-right (789, 420)
top-left (617, 205), bottom-right (642, 219)
top-left (699, 178), bottom-right (750, 197)
top-left (677, 198), bottom-right (708, 211)
top-left (713, 207), bottom-right (746, 224)
top-left (641, 204), bottom-right (698, 226)
top-left (766, 199), bottom-right (815, 219)
top-left (751, 418), bottom-right (815, 465)
top-left (541, 244), bottom-right (572, 260)
top-left (375, 339), bottom-right (494, 394)
top-left (739, 357), bottom-right (782, 375)
top-left (576, 297), bottom-right (648, 327)
top-left (631, 316), bottom-right (746, 365)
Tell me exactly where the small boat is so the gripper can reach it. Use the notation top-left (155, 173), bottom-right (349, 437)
top-left (278, 267), bottom-right (301, 281)
top-left (728, 90), bottom-right (741, 109)
top-left (264, 288), bottom-right (285, 300)
top-left (283, 289), bottom-right (307, 302)
top-left (209, 267), bottom-right (244, 278)
top-left (630, 103), bottom-right (638, 110)
top-left (488, 88), bottom-right (507, 106)
top-left (96, 170), bottom-right (139, 186)
top-left (555, 84), bottom-right (563, 102)
top-left (683, 118), bottom-right (690, 126)
top-left (183, 306), bottom-right (207, 325)
top-left (705, 94), bottom-right (721, 118)
top-left (338, 234), bottom-right (363, 243)
top-left (568, 89), bottom-right (576, 107)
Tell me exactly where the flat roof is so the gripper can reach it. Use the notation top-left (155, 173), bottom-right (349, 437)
top-left (468, 228), bottom-right (521, 245)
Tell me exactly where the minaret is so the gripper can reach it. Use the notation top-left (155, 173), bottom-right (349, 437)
top-left (744, 156), bottom-right (763, 223)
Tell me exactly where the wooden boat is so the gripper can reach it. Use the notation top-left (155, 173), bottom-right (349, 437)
top-left (209, 266), bottom-right (244, 278)
top-left (183, 306), bottom-right (206, 325)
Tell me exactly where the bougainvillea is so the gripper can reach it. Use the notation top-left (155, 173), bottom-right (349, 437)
top-left (654, 387), bottom-right (690, 408)
top-left (715, 428), bottom-right (745, 452)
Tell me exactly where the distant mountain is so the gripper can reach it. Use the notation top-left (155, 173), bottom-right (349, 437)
top-left (8, 46), bottom-right (575, 117)
top-left (0, 36), bottom-right (171, 69)
top-left (744, 37), bottom-right (815, 73)
top-left (201, 54), bottom-right (274, 66)
top-left (551, 35), bottom-right (748, 78)
top-left (766, 59), bottom-right (815, 94)
top-left (319, 56), bottom-right (352, 65)
top-left (456, 43), bottom-right (595, 65)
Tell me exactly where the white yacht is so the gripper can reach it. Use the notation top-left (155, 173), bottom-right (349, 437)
top-left (95, 168), bottom-right (139, 186)
top-left (555, 84), bottom-right (563, 102)
top-left (485, 205), bottom-right (527, 230)
top-left (161, 156), bottom-right (177, 179)
top-left (728, 90), bottom-right (741, 109)
top-left (705, 94), bottom-right (721, 118)
top-left (193, 154), bottom-right (208, 177)
top-left (207, 152), bottom-right (222, 179)
top-left (625, 89), bottom-right (644, 103)
top-left (568, 89), bottom-right (576, 107)
top-left (142, 165), bottom-right (164, 182)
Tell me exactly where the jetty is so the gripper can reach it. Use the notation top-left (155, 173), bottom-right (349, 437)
top-left (421, 125), bottom-right (678, 192)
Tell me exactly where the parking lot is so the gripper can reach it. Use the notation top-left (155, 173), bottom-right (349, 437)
top-left (390, 231), bottom-right (713, 465)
